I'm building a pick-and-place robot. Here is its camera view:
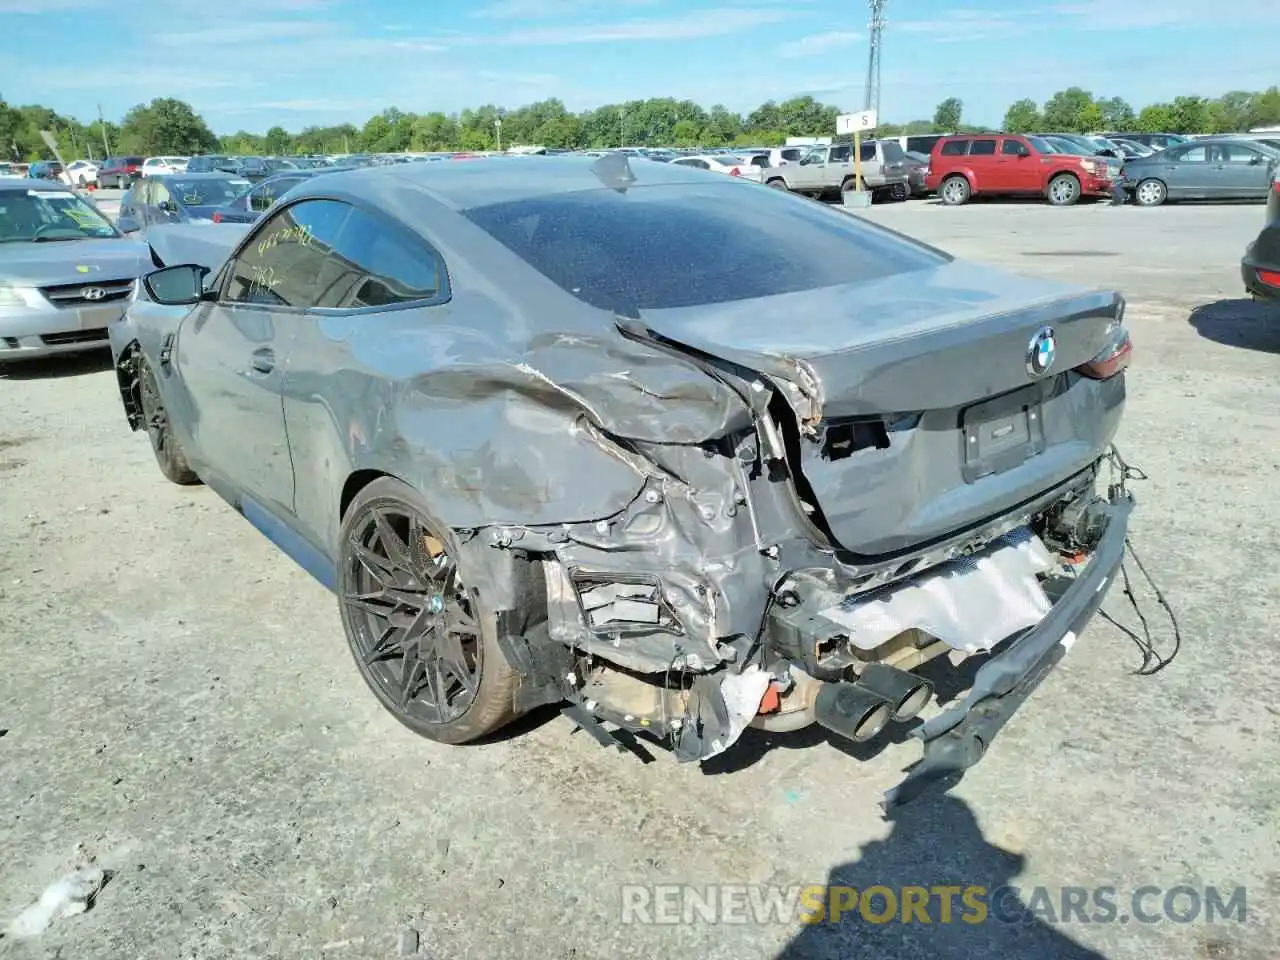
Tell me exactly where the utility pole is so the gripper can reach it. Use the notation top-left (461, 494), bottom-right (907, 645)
top-left (864, 0), bottom-right (886, 119)
top-left (619, 110), bottom-right (626, 148)
top-left (96, 103), bottom-right (111, 157)
top-left (494, 118), bottom-right (502, 152)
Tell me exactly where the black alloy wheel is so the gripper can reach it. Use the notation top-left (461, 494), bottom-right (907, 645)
top-left (338, 478), bottom-right (517, 743)
top-left (137, 359), bottom-right (199, 485)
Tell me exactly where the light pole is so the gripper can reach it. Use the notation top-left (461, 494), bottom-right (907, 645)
top-left (619, 110), bottom-right (626, 148)
top-left (495, 118), bottom-right (502, 153)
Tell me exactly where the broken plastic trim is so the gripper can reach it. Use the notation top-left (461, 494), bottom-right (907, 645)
top-left (881, 489), bottom-right (1134, 810)
top-left (571, 572), bottom-right (682, 635)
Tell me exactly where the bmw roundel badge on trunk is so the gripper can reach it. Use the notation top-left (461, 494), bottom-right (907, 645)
top-left (1027, 325), bottom-right (1057, 376)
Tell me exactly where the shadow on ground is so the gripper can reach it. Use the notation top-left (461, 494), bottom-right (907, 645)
top-left (0, 348), bottom-right (113, 380)
top-left (1188, 298), bottom-right (1280, 354)
top-left (775, 794), bottom-right (1107, 960)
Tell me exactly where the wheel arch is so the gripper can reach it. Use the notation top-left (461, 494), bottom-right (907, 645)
top-left (337, 468), bottom-right (548, 631)
top-left (940, 171), bottom-right (975, 197)
top-left (114, 338), bottom-right (145, 431)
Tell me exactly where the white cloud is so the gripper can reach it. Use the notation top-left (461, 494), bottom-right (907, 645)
top-left (778, 30), bottom-right (859, 58)
top-left (454, 7), bottom-right (794, 45)
top-left (156, 20), bottom-right (334, 45)
top-left (472, 0), bottom-right (661, 18)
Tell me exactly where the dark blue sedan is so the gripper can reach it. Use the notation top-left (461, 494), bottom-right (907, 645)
top-left (118, 172), bottom-right (251, 235)
top-left (212, 167), bottom-right (352, 224)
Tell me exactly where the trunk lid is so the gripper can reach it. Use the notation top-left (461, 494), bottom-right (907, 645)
top-left (636, 260), bottom-right (1126, 558)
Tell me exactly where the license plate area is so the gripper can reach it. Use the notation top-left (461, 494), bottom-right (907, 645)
top-left (961, 384), bottom-right (1047, 482)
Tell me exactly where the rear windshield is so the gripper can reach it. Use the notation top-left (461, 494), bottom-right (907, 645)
top-left (880, 141), bottom-right (905, 162)
top-left (123, 157), bottom-right (144, 164)
top-left (463, 182), bottom-right (947, 314)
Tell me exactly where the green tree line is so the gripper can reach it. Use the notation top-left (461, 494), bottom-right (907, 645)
top-left (3, 87), bottom-right (1278, 162)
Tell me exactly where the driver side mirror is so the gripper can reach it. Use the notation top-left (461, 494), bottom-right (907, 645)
top-left (159, 199), bottom-right (177, 213)
top-left (1249, 155), bottom-right (1264, 165)
top-left (144, 263), bottom-right (212, 306)
top-left (117, 216), bottom-right (140, 234)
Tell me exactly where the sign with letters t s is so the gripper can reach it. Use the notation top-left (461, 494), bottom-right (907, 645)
top-left (836, 110), bottom-right (878, 135)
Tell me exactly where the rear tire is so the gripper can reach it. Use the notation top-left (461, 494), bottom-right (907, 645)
top-left (1134, 178), bottom-right (1167, 207)
top-left (940, 175), bottom-right (970, 205)
top-left (338, 477), bottom-right (519, 744)
top-left (137, 358), bottom-right (200, 486)
top-left (767, 178), bottom-right (789, 191)
top-left (1047, 173), bottom-right (1081, 206)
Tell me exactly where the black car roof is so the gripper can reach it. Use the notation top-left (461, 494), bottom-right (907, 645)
top-left (146, 172), bottom-right (246, 180)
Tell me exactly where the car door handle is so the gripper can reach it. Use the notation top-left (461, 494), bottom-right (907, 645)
top-left (249, 348), bottom-right (275, 374)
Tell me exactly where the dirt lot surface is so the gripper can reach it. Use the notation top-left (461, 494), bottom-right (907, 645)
top-left (2, 199), bottom-right (1278, 960)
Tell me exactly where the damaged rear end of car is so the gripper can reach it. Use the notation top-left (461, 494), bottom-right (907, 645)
top-left (452, 171), bottom-right (1136, 807)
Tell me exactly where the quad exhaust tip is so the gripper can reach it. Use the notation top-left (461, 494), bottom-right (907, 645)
top-left (857, 663), bottom-right (934, 722)
top-left (812, 665), bottom-right (934, 745)
top-left (813, 683), bottom-right (892, 743)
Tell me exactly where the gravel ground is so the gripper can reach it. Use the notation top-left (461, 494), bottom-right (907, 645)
top-left (1, 197), bottom-right (1278, 960)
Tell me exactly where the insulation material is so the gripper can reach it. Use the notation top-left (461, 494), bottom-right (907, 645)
top-left (701, 665), bottom-right (773, 759)
top-left (820, 528), bottom-right (1057, 654)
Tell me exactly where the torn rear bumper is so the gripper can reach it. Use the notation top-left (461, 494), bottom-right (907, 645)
top-left (882, 488), bottom-right (1134, 809)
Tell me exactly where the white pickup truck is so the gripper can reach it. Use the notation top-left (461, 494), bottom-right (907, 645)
top-left (762, 141), bottom-right (909, 201)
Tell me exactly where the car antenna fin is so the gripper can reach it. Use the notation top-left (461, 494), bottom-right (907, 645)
top-left (590, 152), bottom-right (636, 193)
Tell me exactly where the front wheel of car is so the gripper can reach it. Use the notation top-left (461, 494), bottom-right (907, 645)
top-left (940, 175), bottom-right (971, 205)
top-left (1134, 178), bottom-right (1167, 207)
top-left (338, 478), bottom-right (519, 745)
top-left (1047, 173), bottom-right (1081, 206)
top-left (767, 178), bottom-right (789, 191)
top-left (137, 359), bottom-right (200, 485)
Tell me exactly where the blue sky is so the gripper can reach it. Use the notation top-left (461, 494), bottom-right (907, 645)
top-left (0, 0), bottom-right (1272, 133)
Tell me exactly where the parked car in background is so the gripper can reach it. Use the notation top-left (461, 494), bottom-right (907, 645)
top-left (669, 154), bottom-right (764, 183)
top-left (117, 173), bottom-right (252, 234)
top-left (108, 156), bottom-right (1136, 809)
top-left (97, 156), bottom-right (145, 188)
top-left (142, 156), bottom-right (189, 176)
top-left (1107, 138), bottom-right (1155, 159)
top-left (1241, 172), bottom-right (1280, 300)
top-left (764, 141), bottom-right (908, 201)
top-left (898, 149), bottom-right (931, 196)
top-left (26, 161), bottom-right (64, 181)
top-left (187, 155), bottom-right (238, 174)
top-left (927, 133), bottom-right (1114, 206)
top-left (0, 179), bottom-right (149, 361)
top-left (62, 160), bottom-right (99, 186)
top-left (1102, 132), bottom-right (1188, 151)
top-left (1039, 135), bottom-right (1124, 182)
top-left (1122, 139), bottom-right (1280, 206)
top-left (211, 166), bottom-right (352, 224)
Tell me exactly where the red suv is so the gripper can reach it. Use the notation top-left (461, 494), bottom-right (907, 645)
top-left (925, 134), bottom-right (1113, 206)
top-left (97, 156), bottom-right (144, 189)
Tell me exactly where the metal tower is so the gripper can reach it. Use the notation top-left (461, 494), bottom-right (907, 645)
top-left (864, 0), bottom-right (886, 117)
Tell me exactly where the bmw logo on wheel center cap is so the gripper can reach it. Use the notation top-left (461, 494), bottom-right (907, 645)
top-left (1026, 325), bottom-right (1057, 376)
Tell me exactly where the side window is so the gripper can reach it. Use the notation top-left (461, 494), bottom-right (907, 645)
top-left (1219, 143), bottom-right (1259, 163)
top-left (800, 149), bottom-right (824, 165)
top-left (222, 199), bottom-right (350, 308)
top-left (1172, 146), bottom-right (1207, 163)
top-left (829, 145), bottom-right (851, 163)
top-left (939, 139), bottom-right (968, 156)
top-left (969, 139), bottom-right (997, 156)
top-left (314, 207), bottom-right (446, 311)
top-left (860, 142), bottom-right (876, 161)
top-left (152, 183), bottom-right (171, 208)
top-left (1001, 139), bottom-right (1028, 156)
top-left (691, 159), bottom-right (710, 169)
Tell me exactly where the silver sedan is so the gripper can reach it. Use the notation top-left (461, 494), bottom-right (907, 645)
top-left (0, 180), bottom-right (150, 361)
